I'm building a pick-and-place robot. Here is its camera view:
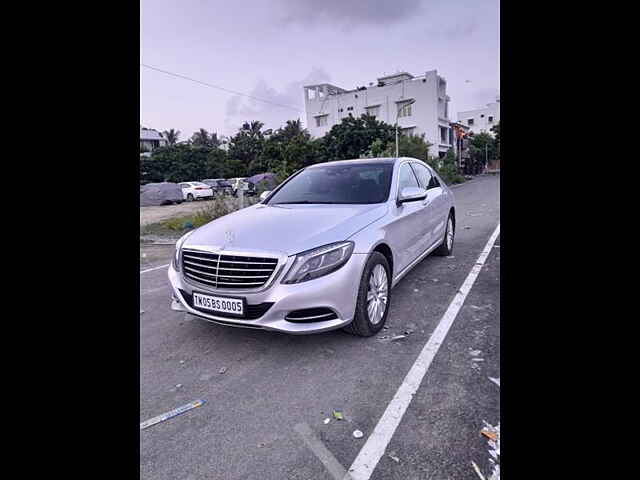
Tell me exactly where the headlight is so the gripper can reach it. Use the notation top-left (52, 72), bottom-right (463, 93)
top-left (282, 241), bottom-right (354, 284)
top-left (173, 230), bottom-right (195, 272)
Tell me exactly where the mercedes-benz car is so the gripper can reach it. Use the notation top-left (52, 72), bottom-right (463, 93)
top-left (168, 157), bottom-right (456, 336)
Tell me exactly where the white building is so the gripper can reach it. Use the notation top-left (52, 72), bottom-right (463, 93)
top-left (303, 70), bottom-right (454, 158)
top-left (140, 127), bottom-right (168, 152)
top-left (457, 100), bottom-right (500, 134)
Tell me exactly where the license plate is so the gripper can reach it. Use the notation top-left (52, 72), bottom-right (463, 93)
top-left (192, 292), bottom-right (244, 316)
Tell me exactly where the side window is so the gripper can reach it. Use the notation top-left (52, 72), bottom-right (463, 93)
top-left (180, 183), bottom-right (188, 189)
top-left (428, 171), bottom-right (441, 189)
top-left (410, 163), bottom-right (432, 190)
top-left (398, 163), bottom-right (420, 191)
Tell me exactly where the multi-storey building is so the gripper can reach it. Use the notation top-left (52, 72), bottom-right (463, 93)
top-left (304, 70), bottom-right (454, 158)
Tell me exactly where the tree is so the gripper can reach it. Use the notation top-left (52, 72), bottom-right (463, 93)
top-left (367, 132), bottom-right (432, 162)
top-left (190, 128), bottom-right (210, 147)
top-left (436, 149), bottom-right (465, 184)
top-left (188, 129), bottom-right (221, 148)
top-left (259, 119), bottom-right (322, 177)
top-left (140, 144), bottom-right (228, 183)
top-left (468, 132), bottom-right (497, 173)
top-left (490, 121), bottom-right (500, 163)
top-left (227, 121), bottom-right (266, 176)
top-left (163, 129), bottom-right (180, 145)
top-left (323, 114), bottom-right (395, 161)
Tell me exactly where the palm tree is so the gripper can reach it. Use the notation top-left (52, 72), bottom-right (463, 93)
top-left (190, 128), bottom-right (211, 147)
top-left (163, 129), bottom-right (180, 145)
top-left (210, 131), bottom-right (221, 148)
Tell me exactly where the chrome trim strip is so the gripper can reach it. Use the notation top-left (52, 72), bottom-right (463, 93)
top-left (183, 254), bottom-right (218, 262)
top-left (285, 312), bottom-right (336, 321)
top-left (183, 259), bottom-right (218, 269)
top-left (214, 253), bottom-right (221, 288)
top-left (183, 274), bottom-right (265, 287)
top-left (218, 259), bottom-right (277, 265)
top-left (216, 267), bottom-right (274, 272)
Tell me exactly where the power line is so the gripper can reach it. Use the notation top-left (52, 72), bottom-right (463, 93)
top-left (141, 63), bottom-right (303, 113)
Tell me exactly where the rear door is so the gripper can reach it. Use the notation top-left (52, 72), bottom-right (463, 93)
top-left (414, 163), bottom-right (448, 246)
top-left (409, 162), bottom-right (439, 250)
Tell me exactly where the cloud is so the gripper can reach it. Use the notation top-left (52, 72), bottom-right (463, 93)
top-left (224, 67), bottom-right (331, 134)
top-left (275, 0), bottom-right (422, 27)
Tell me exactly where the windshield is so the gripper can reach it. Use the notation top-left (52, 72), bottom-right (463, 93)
top-left (267, 163), bottom-right (393, 205)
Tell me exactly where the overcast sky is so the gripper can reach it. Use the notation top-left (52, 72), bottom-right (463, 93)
top-left (140, 0), bottom-right (499, 141)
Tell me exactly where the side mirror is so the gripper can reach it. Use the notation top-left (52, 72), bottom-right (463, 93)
top-left (397, 186), bottom-right (427, 204)
top-left (259, 190), bottom-right (272, 201)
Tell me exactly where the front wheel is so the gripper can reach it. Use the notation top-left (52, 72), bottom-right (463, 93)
top-left (343, 251), bottom-right (391, 337)
top-left (434, 213), bottom-right (454, 256)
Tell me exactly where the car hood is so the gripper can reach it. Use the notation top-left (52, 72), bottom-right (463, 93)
top-left (184, 203), bottom-right (388, 256)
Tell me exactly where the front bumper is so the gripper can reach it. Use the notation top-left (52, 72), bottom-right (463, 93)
top-left (168, 253), bottom-right (368, 334)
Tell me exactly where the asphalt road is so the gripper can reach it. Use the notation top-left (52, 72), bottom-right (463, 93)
top-left (140, 174), bottom-right (500, 480)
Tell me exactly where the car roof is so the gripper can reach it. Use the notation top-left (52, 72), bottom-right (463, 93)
top-left (306, 157), bottom-right (403, 168)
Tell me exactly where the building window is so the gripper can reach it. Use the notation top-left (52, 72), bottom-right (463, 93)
top-left (401, 127), bottom-right (416, 136)
top-left (397, 101), bottom-right (413, 118)
top-left (488, 116), bottom-right (494, 123)
top-left (468, 118), bottom-right (474, 126)
top-left (440, 127), bottom-right (448, 144)
top-left (480, 114), bottom-right (485, 118)
top-left (315, 115), bottom-right (328, 127)
top-left (366, 106), bottom-right (380, 117)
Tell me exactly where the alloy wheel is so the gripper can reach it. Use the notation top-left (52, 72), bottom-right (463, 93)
top-left (447, 218), bottom-right (454, 250)
top-left (366, 264), bottom-right (388, 325)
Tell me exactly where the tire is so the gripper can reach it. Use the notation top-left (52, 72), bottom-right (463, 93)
top-left (343, 251), bottom-right (391, 337)
top-left (187, 193), bottom-right (194, 202)
top-left (434, 212), bottom-right (455, 256)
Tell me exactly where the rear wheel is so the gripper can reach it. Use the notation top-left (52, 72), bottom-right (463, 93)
top-left (187, 193), bottom-right (194, 202)
top-left (343, 252), bottom-right (391, 337)
top-left (434, 213), bottom-right (454, 256)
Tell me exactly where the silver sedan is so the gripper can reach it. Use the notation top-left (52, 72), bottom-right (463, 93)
top-left (168, 157), bottom-right (456, 336)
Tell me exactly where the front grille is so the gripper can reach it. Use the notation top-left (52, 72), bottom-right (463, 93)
top-left (182, 249), bottom-right (278, 290)
top-left (179, 289), bottom-right (274, 320)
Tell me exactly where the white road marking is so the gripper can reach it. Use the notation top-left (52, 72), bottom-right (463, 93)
top-left (140, 264), bottom-right (169, 274)
top-left (140, 399), bottom-right (205, 430)
top-left (346, 223), bottom-right (501, 480)
top-left (294, 423), bottom-right (352, 480)
top-left (141, 285), bottom-right (170, 295)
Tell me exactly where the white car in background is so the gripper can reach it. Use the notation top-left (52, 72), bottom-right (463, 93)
top-left (179, 182), bottom-right (215, 202)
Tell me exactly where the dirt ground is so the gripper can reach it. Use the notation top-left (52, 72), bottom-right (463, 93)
top-left (140, 197), bottom-right (243, 226)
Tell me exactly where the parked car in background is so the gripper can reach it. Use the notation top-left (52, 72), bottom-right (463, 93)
top-left (230, 177), bottom-right (256, 197)
top-left (169, 157), bottom-right (456, 337)
top-left (246, 173), bottom-right (278, 192)
top-left (179, 182), bottom-right (215, 201)
top-left (202, 179), bottom-right (234, 196)
top-left (140, 182), bottom-right (184, 206)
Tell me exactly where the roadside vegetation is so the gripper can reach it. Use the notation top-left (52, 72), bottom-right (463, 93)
top-left (140, 118), bottom-right (500, 243)
top-left (141, 117), bottom-right (501, 187)
top-left (140, 195), bottom-right (262, 239)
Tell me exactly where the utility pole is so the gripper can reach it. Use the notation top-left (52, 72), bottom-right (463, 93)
top-left (485, 143), bottom-right (488, 173)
